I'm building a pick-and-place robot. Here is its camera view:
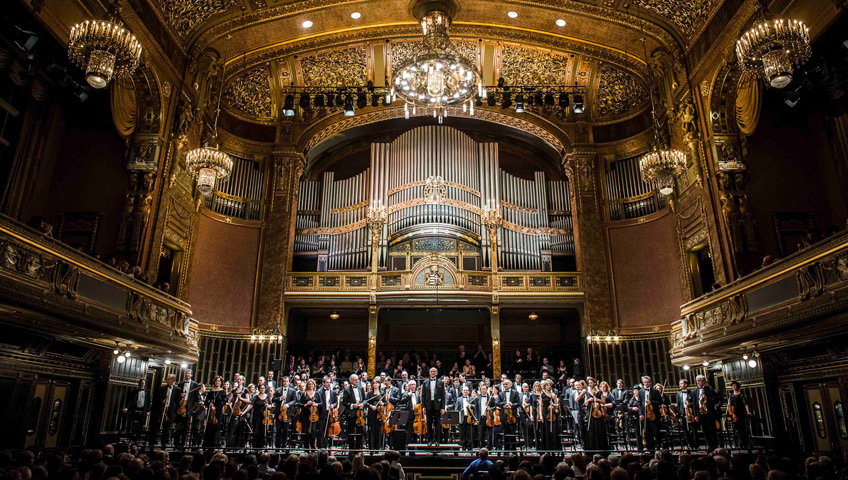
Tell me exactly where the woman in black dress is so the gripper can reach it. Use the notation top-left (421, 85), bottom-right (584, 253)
top-left (538, 379), bottom-right (560, 450)
top-left (583, 377), bottom-right (611, 451)
top-left (241, 383), bottom-right (271, 447)
top-left (298, 379), bottom-right (319, 449)
top-left (366, 379), bottom-right (385, 450)
top-left (204, 376), bottom-right (226, 448)
top-left (728, 381), bottom-right (752, 448)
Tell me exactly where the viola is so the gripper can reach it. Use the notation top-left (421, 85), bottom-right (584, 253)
top-left (264, 408), bottom-right (274, 426)
top-left (277, 404), bottom-right (288, 422)
top-left (232, 398), bottom-right (243, 417)
top-left (177, 396), bottom-right (188, 416)
top-left (699, 391), bottom-right (708, 414)
top-left (210, 405), bottom-right (218, 425)
top-left (413, 403), bottom-right (427, 436)
top-left (328, 403), bottom-right (341, 437)
top-left (646, 403), bottom-right (657, 421)
top-left (355, 405), bottom-right (366, 427)
top-left (309, 404), bottom-right (319, 423)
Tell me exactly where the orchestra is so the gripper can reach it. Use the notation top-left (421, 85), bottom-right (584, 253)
top-left (127, 363), bottom-right (758, 453)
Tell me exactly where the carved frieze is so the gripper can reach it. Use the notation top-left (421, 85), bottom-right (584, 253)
top-left (595, 65), bottom-right (648, 118)
top-left (301, 47), bottom-right (368, 87)
top-left (224, 66), bottom-right (273, 118)
top-left (499, 45), bottom-right (571, 86)
top-left (634, 0), bottom-right (718, 39)
top-left (155, 0), bottom-right (232, 38)
top-left (390, 40), bottom-right (477, 74)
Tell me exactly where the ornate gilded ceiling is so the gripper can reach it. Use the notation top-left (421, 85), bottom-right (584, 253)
top-left (155, 0), bottom-right (231, 38)
top-left (633, 0), bottom-right (719, 40)
top-left (595, 65), bottom-right (648, 119)
top-left (223, 65), bottom-right (273, 118)
top-left (301, 47), bottom-right (368, 87)
top-left (499, 45), bottom-right (571, 86)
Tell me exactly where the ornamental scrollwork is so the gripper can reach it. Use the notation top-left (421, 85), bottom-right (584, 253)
top-left (223, 66), bottom-right (273, 118)
top-left (301, 47), bottom-right (368, 87)
top-left (390, 40), bottom-right (477, 74)
top-left (155, 0), bottom-right (233, 38)
top-left (499, 45), bottom-right (571, 87)
top-left (633, 0), bottom-right (718, 40)
top-left (595, 65), bottom-right (648, 118)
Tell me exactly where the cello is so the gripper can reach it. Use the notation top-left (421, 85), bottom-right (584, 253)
top-left (413, 402), bottom-right (427, 436)
top-left (328, 398), bottom-right (341, 437)
top-left (380, 392), bottom-right (395, 434)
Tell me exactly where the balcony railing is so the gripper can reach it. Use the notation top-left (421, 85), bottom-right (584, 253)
top-left (671, 229), bottom-right (848, 362)
top-left (0, 215), bottom-right (198, 361)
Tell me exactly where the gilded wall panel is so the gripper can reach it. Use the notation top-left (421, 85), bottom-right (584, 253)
top-left (499, 45), bottom-right (571, 86)
top-left (155, 0), bottom-right (231, 38)
top-left (224, 66), bottom-right (273, 118)
top-left (390, 40), bottom-right (477, 73)
top-left (300, 47), bottom-right (368, 87)
top-left (596, 65), bottom-right (648, 118)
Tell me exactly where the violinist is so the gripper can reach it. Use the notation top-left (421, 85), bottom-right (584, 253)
top-left (539, 379), bottom-right (560, 450)
top-left (497, 379), bottom-right (520, 449)
top-left (631, 375), bottom-right (662, 451)
top-left (122, 378), bottom-right (149, 442)
top-left (204, 376), bottom-right (226, 448)
top-left (676, 379), bottom-right (697, 450)
top-left (151, 373), bottom-right (180, 446)
top-left (317, 376), bottom-right (339, 448)
top-left (226, 376), bottom-right (247, 448)
top-left (398, 380), bottom-right (421, 446)
top-left (421, 367), bottom-right (446, 446)
top-left (693, 374), bottom-right (721, 450)
top-left (367, 379), bottom-right (385, 449)
top-left (456, 386), bottom-right (475, 450)
top-left (573, 380), bottom-right (587, 446)
top-left (488, 385), bottom-right (503, 448)
top-left (343, 374), bottom-right (367, 450)
top-left (583, 377), bottom-right (612, 451)
top-left (474, 385), bottom-right (491, 448)
top-left (274, 376), bottom-right (298, 448)
top-left (174, 370), bottom-right (198, 447)
top-left (528, 382), bottom-right (543, 450)
top-left (611, 379), bottom-right (629, 413)
top-left (728, 381), bottom-right (752, 448)
top-left (241, 383), bottom-right (271, 448)
top-left (191, 383), bottom-right (207, 447)
top-left (299, 379), bottom-right (320, 449)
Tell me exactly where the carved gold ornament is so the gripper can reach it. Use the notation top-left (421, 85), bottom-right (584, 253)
top-left (634, 0), bottom-right (718, 39)
top-left (301, 47), bottom-right (368, 87)
top-left (596, 65), bottom-right (648, 118)
top-left (224, 66), bottom-right (273, 118)
top-left (155, 0), bottom-right (231, 38)
top-left (500, 45), bottom-right (571, 86)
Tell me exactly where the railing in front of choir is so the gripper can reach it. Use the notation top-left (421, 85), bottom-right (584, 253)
top-left (285, 271), bottom-right (581, 293)
top-left (605, 155), bottom-right (667, 221)
top-left (204, 154), bottom-right (265, 220)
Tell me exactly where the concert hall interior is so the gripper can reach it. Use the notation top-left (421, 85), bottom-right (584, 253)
top-left (3, 0), bottom-right (848, 468)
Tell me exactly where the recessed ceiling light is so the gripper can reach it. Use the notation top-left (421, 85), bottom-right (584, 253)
top-left (556, 19), bottom-right (566, 27)
top-left (302, 20), bottom-right (313, 28)
top-left (351, 12), bottom-right (361, 19)
top-left (507, 11), bottom-right (518, 18)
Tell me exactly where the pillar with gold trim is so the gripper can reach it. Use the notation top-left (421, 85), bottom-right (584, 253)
top-left (491, 305), bottom-right (501, 378)
top-left (367, 304), bottom-right (378, 378)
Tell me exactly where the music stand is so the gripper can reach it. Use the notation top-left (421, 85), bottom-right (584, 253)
top-left (440, 411), bottom-right (459, 425)
top-left (390, 411), bottom-right (410, 426)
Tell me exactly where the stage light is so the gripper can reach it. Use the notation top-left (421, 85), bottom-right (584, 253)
top-left (383, 95), bottom-right (392, 106)
top-left (330, 311), bottom-right (340, 320)
top-left (497, 77), bottom-right (505, 87)
top-left (486, 93), bottom-right (496, 106)
top-left (165, 359), bottom-right (172, 365)
top-left (515, 94), bottom-right (524, 113)
top-left (116, 355), bottom-right (126, 363)
top-left (534, 92), bottom-right (544, 106)
top-left (613, 336), bottom-right (620, 342)
top-left (501, 93), bottom-right (512, 109)
top-left (682, 364), bottom-right (690, 371)
top-left (742, 353), bottom-right (749, 360)
top-left (313, 94), bottom-right (325, 108)
top-left (270, 335), bottom-right (277, 341)
top-left (124, 351), bottom-right (131, 358)
top-left (526, 94), bottom-right (534, 106)
top-left (508, 11), bottom-right (518, 18)
top-left (356, 93), bottom-right (367, 109)
top-left (573, 94), bottom-right (584, 113)
top-left (302, 20), bottom-right (313, 28)
top-left (113, 349), bottom-right (120, 355)
top-left (335, 92), bottom-right (343, 106)
top-left (528, 312), bottom-right (538, 320)
top-left (344, 95), bottom-right (355, 116)
top-left (702, 360), bottom-right (710, 367)
top-left (372, 94), bottom-right (380, 107)
top-left (251, 334), bottom-right (257, 341)
top-left (283, 95), bottom-right (295, 117)
top-left (747, 359), bottom-right (758, 368)
top-left (559, 93), bottom-right (569, 109)
top-left (326, 94), bottom-right (335, 108)
top-left (544, 92), bottom-right (555, 106)
top-left (258, 335), bottom-right (265, 341)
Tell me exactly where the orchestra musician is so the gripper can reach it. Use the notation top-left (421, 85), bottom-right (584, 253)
top-left (728, 380), bottom-right (753, 448)
top-left (174, 370), bottom-right (198, 447)
top-left (676, 379), bottom-right (697, 450)
top-left (343, 374), bottom-right (367, 449)
top-left (225, 376), bottom-right (246, 448)
top-left (240, 383), bottom-right (271, 448)
top-left (497, 379), bottom-right (520, 449)
top-left (367, 379), bottom-right (385, 450)
top-left (583, 377), bottom-right (612, 451)
top-left (274, 375), bottom-right (298, 448)
top-left (298, 379), bottom-right (320, 449)
top-left (191, 383), bottom-right (207, 446)
top-left (456, 385), bottom-right (475, 450)
top-left (398, 380), bottom-right (421, 446)
top-left (475, 384), bottom-right (492, 448)
top-left (317, 376), bottom-right (339, 448)
top-left (122, 378), bottom-right (149, 442)
top-left (630, 375), bottom-right (663, 451)
top-left (572, 380), bottom-right (587, 446)
top-left (151, 373), bottom-right (181, 446)
top-left (518, 382), bottom-right (533, 450)
top-left (611, 379), bottom-right (629, 411)
top-left (421, 367), bottom-right (446, 446)
top-left (539, 379), bottom-right (560, 451)
top-left (693, 374), bottom-right (721, 451)
top-left (204, 376), bottom-right (226, 448)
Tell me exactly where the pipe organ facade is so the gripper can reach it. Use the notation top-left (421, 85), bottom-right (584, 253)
top-left (294, 126), bottom-right (574, 272)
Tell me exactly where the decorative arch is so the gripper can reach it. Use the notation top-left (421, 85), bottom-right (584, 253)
top-left (410, 255), bottom-right (459, 289)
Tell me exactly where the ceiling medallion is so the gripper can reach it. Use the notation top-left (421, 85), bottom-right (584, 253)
top-left (393, 3), bottom-right (482, 123)
top-left (735, 2), bottom-right (811, 89)
top-left (67, 0), bottom-right (142, 89)
top-left (186, 35), bottom-right (233, 196)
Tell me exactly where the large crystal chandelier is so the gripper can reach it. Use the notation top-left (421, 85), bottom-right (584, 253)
top-left (735, 2), bottom-right (810, 89)
top-left (393, 6), bottom-right (482, 122)
top-left (637, 33), bottom-right (686, 196)
top-left (186, 36), bottom-right (233, 196)
top-left (68, 1), bottom-right (142, 89)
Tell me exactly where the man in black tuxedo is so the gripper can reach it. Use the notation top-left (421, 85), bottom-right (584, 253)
top-left (693, 375), bottom-right (721, 450)
top-left (174, 370), bottom-right (198, 446)
top-left (151, 373), bottom-right (181, 446)
top-left (342, 373), bottom-right (366, 449)
top-left (456, 386), bottom-right (475, 450)
top-left (274, 376), bottom-right (298, 448)
top-left (317, 376), bottom-right (339, 448)
top-left (421, 367), bottom-right (445, 445)
top-left (611, 379), bottom-right (629, 413)
top-left (397, 380), bottom-right (420, 447)
top-left (497, 379), bottom-right (521, 449)
top-left (630, 375), bottom-right (663, 451)
top-left (676, 379), bottom-right (697, 450)
top-left (122, 378), bottom-right (150, 441)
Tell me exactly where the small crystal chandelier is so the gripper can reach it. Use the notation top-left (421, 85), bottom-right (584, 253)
top-left (636, 33), bottom-right (686, 196)
top-left (186, 36), bottom-right (233, 196)
top-left (735, 2), bottom-right (810, 89)
top-left (68, 1), bottom-right (142, 89)
top-left (393, 5), bottom-right (482, 122)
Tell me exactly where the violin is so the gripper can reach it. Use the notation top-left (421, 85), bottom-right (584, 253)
top-left (699, 390), bottom-right (708, 414)
top-left (264, 407), bottom-right (274, 427)
top-left (505, 405), bottom-right (517, 424)
top-left (177, 395), bottom-right (188, 416)
top-left (278, 404), bottom-right (288, 422)
top-left (309, 404), bottom-right (319, 423)
top-left (685, 401), bottom-right (695, 423)
top-left (328, 401), bottom-right (341, 437)
top-left (355, 405), bottom-right (366, 427)
top-left (413, 402), bottom-right (427, 436)
top-left (210, 404), bottom-right (218, 425)
top-left (646, 403), bottom-right (656, 421)
top-left (232, 397), bottom-right (243, 417)
top-left (591, 399), bottom-right (605, 419)
top-left (380, 398), bottom-right (395, 434)
top-left (546, 394), bottom-right (559, 422)
top-left (727, 403), bottom-right (737, 423)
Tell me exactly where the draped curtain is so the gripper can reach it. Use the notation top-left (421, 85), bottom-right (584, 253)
top-left (110, 76), bottom-right (137, 137)
top-left (736, 75), bottom-right (762, 137)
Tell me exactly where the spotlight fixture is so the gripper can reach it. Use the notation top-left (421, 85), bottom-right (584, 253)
top-left (356, 93), bottom-right (367, 109)
top-left (742, 353), bottom-right (749, 360)
top-left (299, 92), bottom-right (311, 112)
top-left (335, 92), bottom-right (344, 106)
top-left (116, 355), bottom-right (126, 363)
top-left (702, 360), bottom-right (710, 367)
top-left (344, 94), bottom-right (355, 116)
top-left (124, 351), bottom-right (131, 358)
top-left (747, 359), bottom-right (758, 368)
top-left (515, 94), bottom-right (525, 113)
top-left (544, 92), bottom-right (555, 106)
top-left (682, 364), bottom-right (690, 371)
top-left (326, 94), bottom-right (335, 108)
top-left (302, 20), bottom-right (313, 28)
top-left (534, 92), bottom-right (544, 106)
top-left (526, 94), bottom-right (534, 106)
top-left (371, 94), bottom-right (380, 107)
top-left (507, 11), bottom-right (518, 18)
top-left (113, 348), bottom-right (120, 355)
top-left (556, 19), bottom-right (566, 27)
top-left (351, 12), bottom-right (361, 19)
top-left (528, 312), bottom-right (538, 321)
top-left (573, 94), bottom-right (584, 113)
top-left (501, 93), bottom-right (512, 109)
top-left (382, 95), bottom-right (392, 106)
top-left (330, 311), bottom-right (340, 320)
top-left (283, 94), bottom-right (295, 117)
top-left (558, 93), bottom-right (570, 109)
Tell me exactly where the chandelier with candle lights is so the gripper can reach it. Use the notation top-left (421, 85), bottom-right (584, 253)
top-left (393, 7), bottom-right (482, 123)
top-left (67, 1), bottom-right (143, 89)
top-left (735, 2), bottom-right (811, 89)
